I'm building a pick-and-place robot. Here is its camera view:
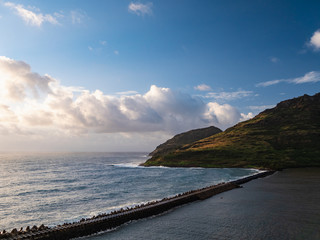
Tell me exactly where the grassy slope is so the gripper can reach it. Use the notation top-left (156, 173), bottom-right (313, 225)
top-left (149, 126), bottom-right (222, 157)
top-left (143, 94), bottom-right (320, 170)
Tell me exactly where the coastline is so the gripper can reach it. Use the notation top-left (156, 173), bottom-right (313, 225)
top-left (0, 171), bottom-right (273, 240)
top-left (1, 168), bottom-right (319, 239)
top-left (92, 168), bottom-right (320, 240)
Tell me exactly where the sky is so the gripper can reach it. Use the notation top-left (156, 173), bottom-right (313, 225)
top-left (0, 0), bottom-right (319, 152)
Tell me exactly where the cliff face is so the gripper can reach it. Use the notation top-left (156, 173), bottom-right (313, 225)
top-left (143, 93), bottom-right (320, 170)
top-left (149, 126), bottom-right (222, 157)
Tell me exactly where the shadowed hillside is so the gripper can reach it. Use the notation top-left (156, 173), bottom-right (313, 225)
top-left (143, 93), bottom-right (320, 170)
top-left (149, 126), bottom-right (222, 157)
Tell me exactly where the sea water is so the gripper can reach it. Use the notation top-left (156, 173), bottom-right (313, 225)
top-left (0, 152), bottom-right (259, 231)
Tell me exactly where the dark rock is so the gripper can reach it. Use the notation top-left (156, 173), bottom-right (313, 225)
top-left (31, 225), bottom-right (38, 231)
top-left (39, 224), bottom-right (46, 230)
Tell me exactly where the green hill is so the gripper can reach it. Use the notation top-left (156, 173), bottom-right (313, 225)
top-left (142, 93), bottom-right (320, 170)
top-left (149, 126), bottom-right (222, 157)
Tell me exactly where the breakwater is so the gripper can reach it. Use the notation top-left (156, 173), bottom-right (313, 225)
top-left (0, 170), bottom-right (274, 240)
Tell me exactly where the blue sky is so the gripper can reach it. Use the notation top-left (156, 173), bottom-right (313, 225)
top-left (0, 0), bottom-right (319, 152)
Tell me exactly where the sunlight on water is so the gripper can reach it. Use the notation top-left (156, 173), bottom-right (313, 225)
top-left (0, 152), bottom-right (259, 231)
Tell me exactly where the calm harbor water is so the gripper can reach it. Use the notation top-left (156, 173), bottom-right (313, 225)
top-left (0, 152), bottom-right (259, 231)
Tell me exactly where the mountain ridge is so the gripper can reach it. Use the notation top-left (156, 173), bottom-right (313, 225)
top-left (149, 126), bottom-right (222, 157)
top-left (143, 93), bottom-right (320, 170)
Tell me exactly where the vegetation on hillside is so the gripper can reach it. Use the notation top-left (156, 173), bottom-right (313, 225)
top-left (142, 93), bottom-right (320, 170)
top-left (149, 126), bottom-right (222, 157)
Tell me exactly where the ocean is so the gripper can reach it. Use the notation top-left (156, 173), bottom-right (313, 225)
top-left (89, 168), bottom-right (320, 240)
top-left (0, 152), bottom-right (259, 234)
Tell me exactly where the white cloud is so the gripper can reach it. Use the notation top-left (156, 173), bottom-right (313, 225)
top-left (204, 90), bottom-right (254, 101)
top-left (116, 90), bottom-right (138, 95)
top-left (88, 40), bottom-right (109, 53)
top-left (256, 79), bottom-right (282, 87)
top-left (128, 2), bottom-right (153, 16)
top-left (240, 112), bottom-right (254, 121)
top-left (100, 40), bottom-right (107, 46)
top-left (291, 71), bottom-right (320, 84)
top-left (4, 2), bottom-right (61, 27)
top-left (0, 56), bottom-right (54, 102)
top-left (114, 50), bottom-right (119, 55)
top-left (70, 9), bottom-right (87, 24)
top-left (310, 30), bottom-right (320, 50)
top-left (203, 102), bottom-right (243, 130)
top-left (248, 105), bottom-right (275, 112)
top-left (269, 57), bottom-right (279, 63)
top-left (0, 56), bottom-right (256, 151)
top-left (194, 84), bottom-right (212, 91)
top-left (256, 71), bottom-right (320, 87)
top-left (245, 105), bottom-right (275, 117)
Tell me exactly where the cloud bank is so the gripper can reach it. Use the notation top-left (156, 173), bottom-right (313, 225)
top-left (0, 56), bottom-right (251, 141)
top-left (256, 71), bottom-right (320, 87)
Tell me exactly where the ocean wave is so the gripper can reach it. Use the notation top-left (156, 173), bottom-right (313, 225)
top-left (110, 163), bottom-right (144, 168)
top-left (0, 152), bottom-right (259, 231)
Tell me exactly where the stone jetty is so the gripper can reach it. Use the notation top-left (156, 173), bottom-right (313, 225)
top-left (0, 170), bottom-right (274, 240)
